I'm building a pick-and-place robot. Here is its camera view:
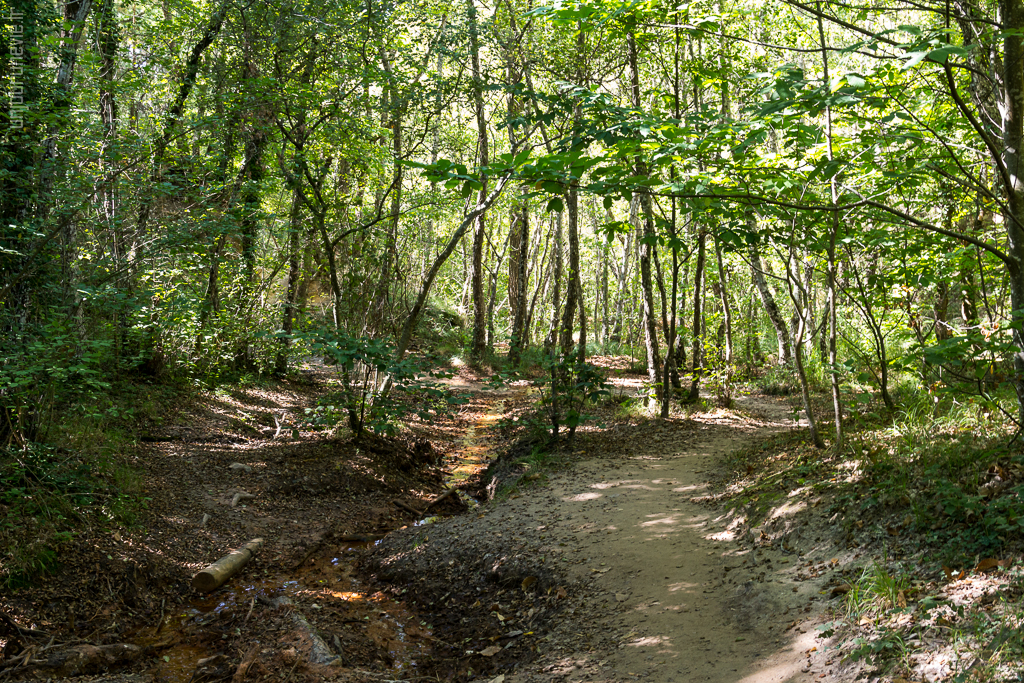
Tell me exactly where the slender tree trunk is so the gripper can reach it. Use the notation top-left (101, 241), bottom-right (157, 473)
top-left (380, 175), bottom-right (513, 396)
top-left (276, 185), bottom-right (303, 374)
top-left (747, 221), bottom-right (793, 365)
top-left (558, 190), bottom-right (581, 357)
top-left (468, 0), bottom-right (489, 360)
top-left (526, 220), bottom-right (551, 346)
top-left (486, 232), bottom-right (510, 349)
top-left (612, 228), bottom-right (632, 342)
top-left (547, 212), bottom-right (563, 348)
top-left (785, 248), bottom-right (825, 448)
top-left (713, 232), bottom-right (733, 364)
top-left (817, 6), bottom-right (844, 448)
top-left (686, 228), bottom-right (706, 403)
top-left (600, 236), bottom-right (610, 345)
top-left (628, 29), bottom-right (663, 401)
top-left (137, 0), bottom-right (229, 235)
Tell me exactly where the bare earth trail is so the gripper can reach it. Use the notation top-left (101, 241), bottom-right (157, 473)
top-left (2, 367), bottom-right (854, 683)
top-left (441, 389), bottom-right (842, 683)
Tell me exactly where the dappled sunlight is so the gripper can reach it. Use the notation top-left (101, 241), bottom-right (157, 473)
top-left (734, 629), bottom-right (820, 683)
top-left (769, 499), bottom-right (807, 519)
top-left (626, 635), bottom-right (669, 648)
top-left (672, 483), bottom-right (707, 492)
top-left (591, 479), bottom-right (642, 488)
top-left (564, 492), bottom-right (603, 502)
top-left (666, 581), bottom-right (699, 593)
top-left (640, 514), bottom-right (680, 528)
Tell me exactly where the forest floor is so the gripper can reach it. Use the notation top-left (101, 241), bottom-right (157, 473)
top-left (1, 356), bottom-right (998, 683)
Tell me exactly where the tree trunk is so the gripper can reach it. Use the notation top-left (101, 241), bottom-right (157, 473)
top-left (686, 228), bottom-right (706, 403)
top-left (468, 0), bottom-right (489, 361)
top-left (547, 212), bottom-right (563, 349)
top-left (558, 189), bottom-right (581, 358)
top-left (817, 6), bottom-right (844, 449)
top-left (628, 29), bottom-right (663, 401)
top-left (276, 186), bottom-right (303, 374)
top-left (747, 220), bottom-right (792, 365)
top-left (713, 231), bottom-right (733, 364)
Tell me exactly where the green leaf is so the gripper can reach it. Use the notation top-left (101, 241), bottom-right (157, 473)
top-left (927, 45), bottom-right (970, 63)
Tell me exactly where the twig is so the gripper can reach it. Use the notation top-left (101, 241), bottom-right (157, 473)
top-left (281, 655), bottom-right (302, 683)
top-left (0, 613), bottom-right (49, 639)
top-left (244, 597), bottom-right (255, 623)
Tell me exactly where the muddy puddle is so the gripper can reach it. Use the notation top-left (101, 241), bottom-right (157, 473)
top-left (136, 549), bottom-right (432, 683)
top-left (135, 398), bottom-right (509, 683)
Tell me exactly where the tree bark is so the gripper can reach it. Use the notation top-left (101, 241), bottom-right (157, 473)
top-left (747, 221), bottom-right (793, 365)
top-left (628, 29), bottom-right (663, 401)
top-left (713, 231), bottom-right (733, 364)
top-left (686, 228), bottom-right (706, 403)
top-left (817, 5), bottom-right (844, 449)
top-left (468, 0), bottom-right (489, 361)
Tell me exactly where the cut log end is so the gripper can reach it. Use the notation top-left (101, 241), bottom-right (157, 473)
top-left (192, 538), bottom-right (264, 593)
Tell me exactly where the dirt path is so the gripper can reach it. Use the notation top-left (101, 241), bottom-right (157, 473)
top-left (503, 392), bottom-right (833, 683)
top-left (4, 366), bottom-right (853, 683)
top-left (369, 387), bottom-right (846, 683)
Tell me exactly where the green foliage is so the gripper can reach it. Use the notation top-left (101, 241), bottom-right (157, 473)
top-left (0, 441), bottom-right (147, 588)
top-left (301, 328), bottom-right (465, 438)
top-left (534, 348), bottom-right (611, 441)
top-left (844, 562), bottom-right (911, 619)
top-left (754, 365), bottom-right (799, 396)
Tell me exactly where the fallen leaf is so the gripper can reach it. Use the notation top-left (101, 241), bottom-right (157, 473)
top-left (975, 558), bottom-right (1011, 573)
top-left (522, 576), bottom-right (538, 591)
top-left (480, 646), bottom-right (502, 657)
top-left (556, 587), bottom-right (568, 599)
top-left (488, 676), bottom-right (505, 683)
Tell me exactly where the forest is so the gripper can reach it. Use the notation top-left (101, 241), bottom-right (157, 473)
top-left (4, 0), bottom-right (1024, 681)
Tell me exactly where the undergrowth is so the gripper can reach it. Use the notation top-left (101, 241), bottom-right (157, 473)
top-left (728, 377), bottom-right (1024, 680)
top-left (0, 380), bottom-right (167, 588)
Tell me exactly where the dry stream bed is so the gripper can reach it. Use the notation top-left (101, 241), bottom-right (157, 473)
top-left (2, 366), bottom-right (893, 683)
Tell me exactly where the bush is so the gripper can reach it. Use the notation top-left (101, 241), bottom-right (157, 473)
top-left (535, 348), bottom-right (611, 441)
top-left (301, 327), bottom-right (465, 438)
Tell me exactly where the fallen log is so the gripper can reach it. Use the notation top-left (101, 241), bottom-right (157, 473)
top-left (425, 488), bottom-right (461, 510)
top-left (393, 499), bottom-right (425, 517)
top-left (192, 538), bottom-right (264, 593)
top-left (15, 643), bottom-right (142, 677)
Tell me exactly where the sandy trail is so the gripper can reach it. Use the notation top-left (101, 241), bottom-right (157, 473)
top-left (499, 393), bottom-right (836, 683)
